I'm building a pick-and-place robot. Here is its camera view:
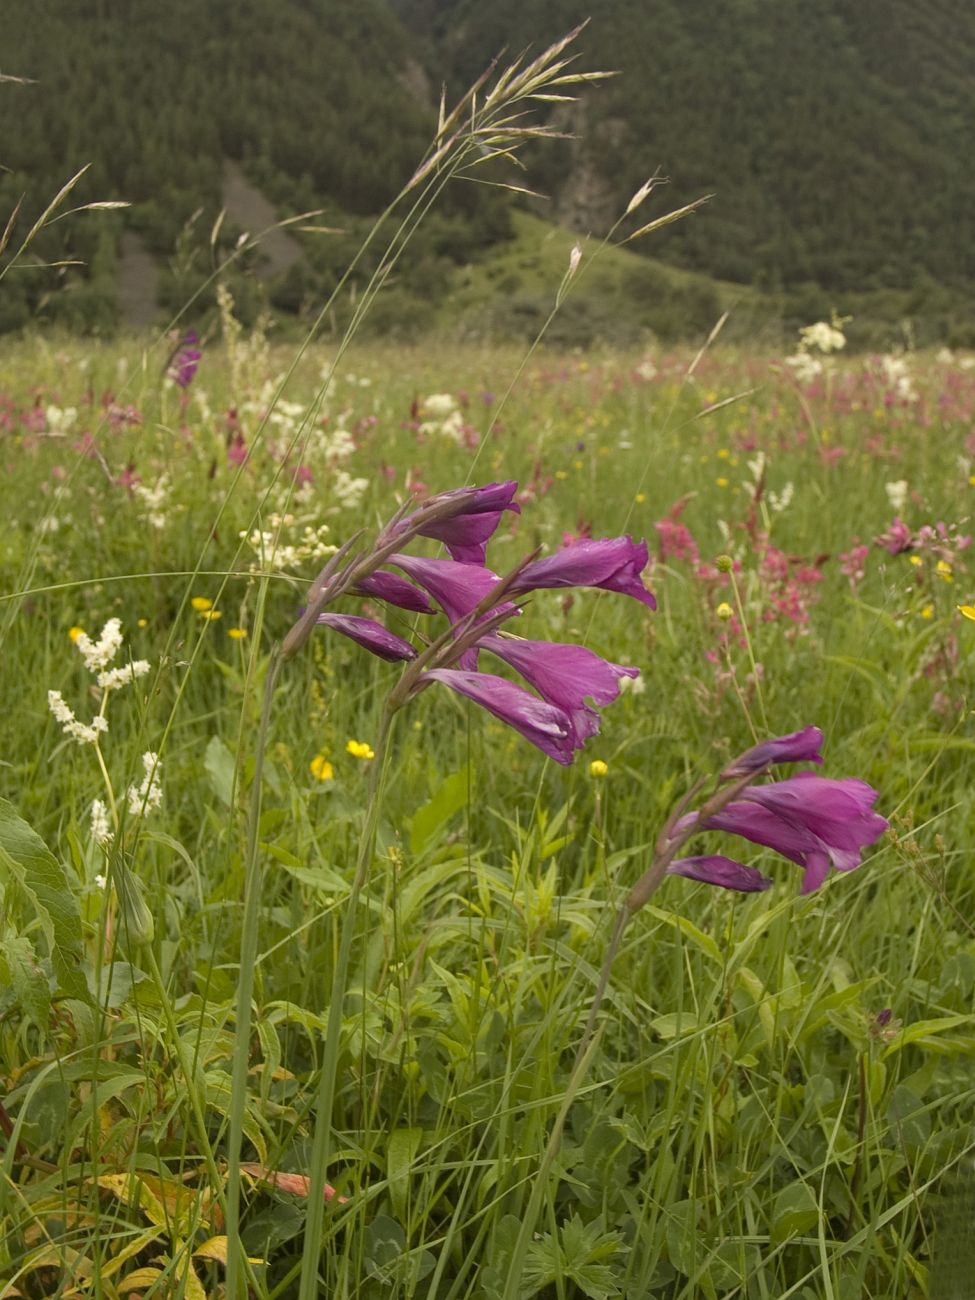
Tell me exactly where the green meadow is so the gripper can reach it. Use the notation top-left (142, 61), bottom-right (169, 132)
top-left (0, 319), bottom-right (973, 1299)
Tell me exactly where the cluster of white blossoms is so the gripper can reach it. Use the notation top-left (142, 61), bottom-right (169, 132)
top-left (46, 619), bottom-right (161, 849)
top-left (127, 751), bottom-right (163, 817)
top-left (875, 354), bottom-right (918, 403)
top-left (886, 479), bottom-right (909, 512)
top-left (241, 513), bottom-right (337, 574)
top-left (43, 405), bottom-right (79, 435)
top-left (418, 392), bottom-right (467, 444)
top-left (132, 475), bottom-right (172, 531)
top-left (784, 318), bottom-right (848, 384)
top-left (746, 451), bottom-right (793, 516)
top-left (48, 618), bottom-right (150, 748)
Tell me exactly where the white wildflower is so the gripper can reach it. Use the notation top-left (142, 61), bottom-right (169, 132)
top-left (877, 355), bottom-right (917, 403)
top-left (94, 873), bottom-right (107, 889)
top-left (421, 392), bottom-right (457, 419)
top-left (800, 320), bottom-right (846, 354)
top-left (133, 476), bottom-right (171, 531)
top-left (322, 427), bottom-right (356, 461)
top-left (97, 660), bottom-right (151, 691)
top-left (885, 480), bottom-right (909, 512)
top-left (127, 751), bottom-right (163, 817)
top-left (332, 469), bottom-right (369, 510)
top-left (619, 674), bottom-right (645, 696)
top-left (90, 800), bottom-right (113, 847)
top-left (44, 405), bottom-right (78, 434)
top-left (48, 690), bottom-right (109, 746)
top-left (746, 452), bottom-right (766, 482)
top-left (769, 483), bottom-right (794, 514)
top-left (785, 351), bottom-right (824, 384)
top-left (74, 618), bottom-right (124, 672)
top-left (936, 347), bottom-right (954, 365)
top-left (635, 357), bottom-right (657, 381)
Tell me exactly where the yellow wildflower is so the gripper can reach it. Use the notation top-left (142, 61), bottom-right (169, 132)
top-left (68, 626), bottom-right (85, 642)
top-left (716, 602), bottom-right (734, 620)
top-left (346, 739), bottom-right (375, 761)
top-left (634, 492), bottom-right (647, 504)
top-left (309, 755), bottom-right (334, 781)
top-left (958, 605), bottom-right (975, 621)
top-left (137, 618), bottom-right (148, 628)
top-left (936, 560), bottom-right (953, 582)
top-left (909, 555), bottom-right (923, 567)
top-left (716, 477), bottom-right (729, 488)
top-left (191, 596), bottom-right (213, 612)
top-left (589, 759), bottom-right (608, 778)
top-left (228, 627), bottom-right (248, 640)
top-left (717, 448), bottom-right (730, 460)
top-left (921, 605), bottom-right (934, 619)
top-left (202, 609), bottom-right (222, 621)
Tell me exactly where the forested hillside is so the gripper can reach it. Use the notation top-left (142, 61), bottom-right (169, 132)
top-left (2, 0), bottom-right (973, 340)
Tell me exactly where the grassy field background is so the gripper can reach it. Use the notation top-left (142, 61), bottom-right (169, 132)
top-left (1, 320), bottom-right (974, 1298)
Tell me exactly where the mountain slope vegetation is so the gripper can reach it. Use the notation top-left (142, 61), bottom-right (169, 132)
top-left (1, 0), bottom-right (973, 340)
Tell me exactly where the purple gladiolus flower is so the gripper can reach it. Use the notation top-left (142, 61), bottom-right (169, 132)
top-left (683, 774), bottom-right (888, 893)
top-left (422, 669), bottom-right (576, 764)
top-left (169, 331), bottom-right (201, 389)
top-left (399, 481), bottom-right (520, 564)
top-left (316, 613), bottom-right (417, 662)
top-left (388, 553), bottom-right (511, 626)
top-left (512, 537), bottom-right (656, 610)
top-left (353, 570), bottom-right (433, 614)
top-left (667, 855), bottom-right (773, 892)
top-left (722, 726), bottom-right (824, 777)
top-left (480, 634), bottom-right (638, 746)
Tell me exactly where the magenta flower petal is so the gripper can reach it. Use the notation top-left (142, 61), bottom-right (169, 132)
top-left (480, 634), bottom-right (638, 745)
top-left (742, 776), bottom-right (888, 854)
top-left (667, 855), bottom-right (773, 892)
top-left (723, 726), bottom-right (824, 777)
top-left (512, 536), bottom-right (656, 609)
top-left (388, 553), bottom-right (507, 624)
top-left (687, 774), bottom-right (887, 893)
top-left (403, 481), bottom-right (521, 564)
top-left (316, 613), bottom-right (417, 662)
top-left (354, 570), bottom-right (433, 614)
top-left (422, 668), bottom-right (576, 764)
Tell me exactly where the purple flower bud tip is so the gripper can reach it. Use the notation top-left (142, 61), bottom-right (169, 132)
top-left (316, 613), bottom-right (417, 662)
top-left (723, 726), bottom-right (824, 777)
top-left (668, 855), bottom-right (773, 892)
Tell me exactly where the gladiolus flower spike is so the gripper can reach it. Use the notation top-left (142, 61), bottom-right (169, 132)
top-left (659, 731), bottom-right (887, 896)
top-left (294, 479), bottom-right (655, 763)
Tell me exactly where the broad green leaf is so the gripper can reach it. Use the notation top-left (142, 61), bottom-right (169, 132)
top-left (771, 1181), bottom-right (819, 1244)
top-left (881, 1014), bottom-right (973, 1058)
top-left (0, 797), bottom-right (89, 1002)
top-left (410, 765), bottom-right (470, 856)
top-left (0, 932), bottom-right (50, 1026)
top-left (205, 734), bottom-right (237, 806)
top-left (650, 1012), bottom-right (699, 1040)
top-left (387, 1126), bottom-right (422, 1223)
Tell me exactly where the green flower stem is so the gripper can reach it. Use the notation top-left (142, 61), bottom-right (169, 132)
top-left (225, 645), bottom-right (281, 1300)
top-left (297, 701), bottom-right (395, 1300)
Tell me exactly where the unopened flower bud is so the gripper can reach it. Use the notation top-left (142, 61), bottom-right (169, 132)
top-left (716, 554), bottom-right (734, 573)
top-left (115, 863), bottom-right (155, 946)
top-left (716, 602), bottom-right (733, 620)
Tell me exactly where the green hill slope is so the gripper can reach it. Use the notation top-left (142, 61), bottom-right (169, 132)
top-left (1, 0), bottom-right (973, 341)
